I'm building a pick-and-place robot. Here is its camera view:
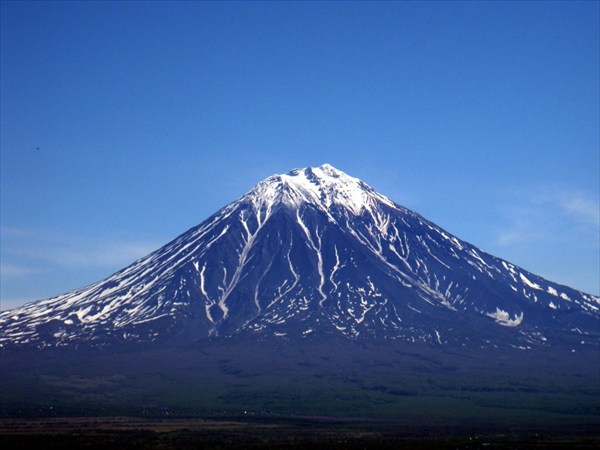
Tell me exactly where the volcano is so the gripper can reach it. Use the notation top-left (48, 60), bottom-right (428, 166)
top-left (1, 164), bottom-right (598, 350)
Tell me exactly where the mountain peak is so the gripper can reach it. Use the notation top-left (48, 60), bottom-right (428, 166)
top-left (318, 162), bottom-right (341, 173)
top-left (244, 164), bottom-right (397, 216)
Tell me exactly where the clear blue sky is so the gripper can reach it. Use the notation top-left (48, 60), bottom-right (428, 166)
top-left (1, 1), bottom-right (598, 309)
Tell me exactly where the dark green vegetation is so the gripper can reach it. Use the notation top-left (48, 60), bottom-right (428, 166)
top-left (1, 336), bottom-right (599, 447)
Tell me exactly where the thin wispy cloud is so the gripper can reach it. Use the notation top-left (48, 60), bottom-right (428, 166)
top-left (1, 227), bottom-right (161, 270)
top-left (0, 227), bottom-right (163, 309)
top-left (0, 263), bottom-right (44, 279)
top-left (556, 192), bottom-right (600, 227)
top-left (37, 242), bottom-right (160, 269)
top-left (477, 186), bottom-right (599, 295)
top-left (495, 188), bottom-right (599, 247)
top-left (496, 217), bottom-right (545, 247)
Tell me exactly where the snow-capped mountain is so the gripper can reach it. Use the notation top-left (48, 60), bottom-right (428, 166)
top-left (1, 164), bottom-right (598, 349)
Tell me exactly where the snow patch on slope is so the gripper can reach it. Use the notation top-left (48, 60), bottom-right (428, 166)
top-left (486, 308), bottom-right (524, 327)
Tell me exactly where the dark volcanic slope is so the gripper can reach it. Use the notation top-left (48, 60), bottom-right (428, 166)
top-left (1, 164), bottom-right (598, 349)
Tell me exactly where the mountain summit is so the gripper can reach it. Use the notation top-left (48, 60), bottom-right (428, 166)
top-left (245, 163), bottom-right (397, 216)
top-left (1, 164), bottom-right (598, 349)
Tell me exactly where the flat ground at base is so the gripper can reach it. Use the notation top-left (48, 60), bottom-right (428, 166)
top-left (1, 339), bottom-right (598, 446)
top-left (0, 416), bottom-right (599, 449)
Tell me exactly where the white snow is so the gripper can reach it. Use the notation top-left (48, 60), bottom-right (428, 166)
top-left (242, 164), bottom-right (398, 218)
top-left (520, 273), bottom-right (542, 290)
top-left (486, 308), bottom-right (523, 327)
top-left (217, 207), bottom-right (273, 319)
top-left (407, 304), bottom-right (422, 314)
top-left (296, 210), bottom-right (327, 306)
top-left (329, 245), bottom-right (342, 291)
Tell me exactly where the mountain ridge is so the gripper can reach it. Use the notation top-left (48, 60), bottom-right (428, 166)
top-left (1, 164), bottom-right (598, 350)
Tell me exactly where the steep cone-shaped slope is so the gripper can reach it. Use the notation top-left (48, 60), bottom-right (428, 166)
top-left (1, 164), bottom-right (598, 349)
